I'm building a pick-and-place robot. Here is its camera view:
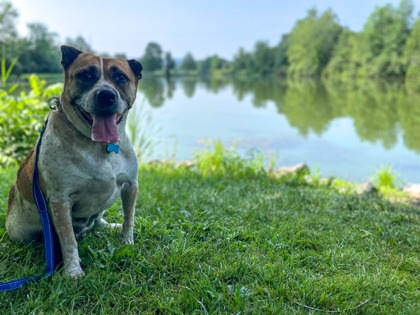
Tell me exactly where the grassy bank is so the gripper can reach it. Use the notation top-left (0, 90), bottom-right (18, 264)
top-left (0, 156), bottom-right (419, 313)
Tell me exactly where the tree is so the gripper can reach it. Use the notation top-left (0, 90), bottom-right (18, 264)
top-left (0, 0), bottom-right (18, 42)
top-left (323, 29), bottom-right (358, 78)
top-left (404, 15), bottom-right (420, 77)
top-left (114, 52), bottom-right (128, 59)
top-left (232, 47), bottom-right (250, 73)
top-left (0, 0), bottom-right (19, 73)
top-left (198, 57), bottom-right (211, 77)
top-left (287, 8), bottom-right (342, 77)
top-left (274, 34), bottom-right (289, 76)
top-left (251, 41), bottom-right (275, 77)
top-left (65, 35), bottom-right (93, 53)
top-left (164, 52), bottom-right (175, 77)
top-left (19, 22), bottom-right (61, 73)
top-left (357, 0), bottom-right (413, 77)
top-left (140, 42), bottom-right (163, 72)
top-left (181, 52), bottom-right (197, 71)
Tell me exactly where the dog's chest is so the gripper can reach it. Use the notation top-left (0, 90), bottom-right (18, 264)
top-left (68, 159), bottom-right (124, 217)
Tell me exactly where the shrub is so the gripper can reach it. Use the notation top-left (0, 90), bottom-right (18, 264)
top-left (0, 74), bottom-right (63, 166)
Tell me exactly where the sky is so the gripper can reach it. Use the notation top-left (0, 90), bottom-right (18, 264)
top-left (11, 0), bottom-right (420, 60)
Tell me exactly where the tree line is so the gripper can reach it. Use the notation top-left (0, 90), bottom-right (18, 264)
top-left (227, 0), bottom-right (420, 79)
top-left (1, 0), bottom-right (420, 79)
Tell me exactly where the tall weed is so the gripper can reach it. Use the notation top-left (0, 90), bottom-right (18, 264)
top-left (194, 141), bottom-right (266, 177)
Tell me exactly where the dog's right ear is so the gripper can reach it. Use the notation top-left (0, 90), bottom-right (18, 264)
top-left (61, 45), bottom-right (82, 70)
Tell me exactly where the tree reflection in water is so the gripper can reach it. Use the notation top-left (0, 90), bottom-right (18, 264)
top-left (138, 76), bottom-right (420, 153)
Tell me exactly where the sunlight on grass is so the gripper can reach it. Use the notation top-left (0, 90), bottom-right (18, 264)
top-left (0, 146), bottom-right (419, 313)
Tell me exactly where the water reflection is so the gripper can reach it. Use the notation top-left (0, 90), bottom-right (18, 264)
top-left (138, 77), bottom-right (420, 154)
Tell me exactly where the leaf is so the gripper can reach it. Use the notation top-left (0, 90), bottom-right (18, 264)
top-left (8, 83), bottom-right (18, 94)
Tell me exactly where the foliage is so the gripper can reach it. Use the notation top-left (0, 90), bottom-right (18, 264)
top-left (1, 54), bottom-right (17, 87)
top-left (140, 42), bottom-right (163, 72)
top-left (0, 74), bottom-right (63, 166)
top-left (372, 165), bottom-right (400, 189)
top-left (164, 52), bottom-right (175, 78)
top-left (404, 15), bottom-right (420, 78)
top-left (180, 52), bottom-right (197, 71)
top-left (65, 35), bottom-right (94, 53)
top-left (0, 0), bottom-right (17, 42)
top-left (274, 34), bottom-right (289, 76)
top-left (287, 8), bottom-right (342, 78)
top-left (194, 141), bottom-right (266, 177)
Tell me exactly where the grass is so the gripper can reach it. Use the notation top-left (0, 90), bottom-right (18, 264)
top-left (0, 148), bottom-right (419, 314)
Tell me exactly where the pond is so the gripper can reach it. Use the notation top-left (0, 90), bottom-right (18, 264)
top-left (133, 77), bottom-right (420, 183)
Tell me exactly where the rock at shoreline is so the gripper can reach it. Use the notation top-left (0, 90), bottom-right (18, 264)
top-left (275, 163), bottom-right (308, 177)
top-left (402, 183), bottom-right (420, 197)
top-left (177, 161), bottom-right (195, 168)
top-left (357, 182), bottom-right (377, 195)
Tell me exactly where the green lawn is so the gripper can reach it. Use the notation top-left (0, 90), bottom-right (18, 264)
top-left (0, 163), bottom-right (419, 314)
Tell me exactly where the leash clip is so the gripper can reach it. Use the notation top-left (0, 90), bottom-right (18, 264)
top-left (48, 97), bottom-right (60, 110)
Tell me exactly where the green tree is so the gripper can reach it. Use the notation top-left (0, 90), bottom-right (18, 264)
top-left (18, 23), bottom-right (61, 73)
top-left (164, 52), bottom-right (175, 77)
top-left (404, 14), bottom-right (420, 78)
top-left (323, 29), bottom-right (358, 78)
top-left (232, 47), bottom-right (250, 73)
top-left (114, 52), bottom-right (128, 59)
top-left (198, 57), bottom-right (211, 77)
top-left (356, 0), bottom-right (413, 77)
top-left (0, 0), bottom-right (19, 75)
top-left (141, 42), bottom-right (163, 72)
top-left (251, 41), bottom-right (275, 77)
top-left (181, 52), bottom-right (197, 71)
top-left (274, 34), bottom-right (289, 76)
top-left (0, 0), bottom-right (17, 42)
top-left (287, 8), bottom-right (342, 77)
top-left (65, 35), bottom-right (93, 53)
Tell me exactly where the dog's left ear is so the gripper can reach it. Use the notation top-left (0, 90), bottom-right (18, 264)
top-left (128, 59), bottom-right (143, 79)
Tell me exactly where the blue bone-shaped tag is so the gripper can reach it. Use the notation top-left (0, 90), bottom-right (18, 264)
top-left (106, 143), bottom-right (119, 154)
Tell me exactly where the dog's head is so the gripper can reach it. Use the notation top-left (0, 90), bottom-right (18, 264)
top-left (60, 45), bottom-right (142, 144)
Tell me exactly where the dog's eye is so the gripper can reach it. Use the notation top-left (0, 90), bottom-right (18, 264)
top-left (79, 71), bottom-right (93, 81)
top-left (116, 73), bottom-right (128, 83)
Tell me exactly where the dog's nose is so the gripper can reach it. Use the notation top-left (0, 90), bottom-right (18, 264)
top-left (97, 90), bottom-right (116, 107)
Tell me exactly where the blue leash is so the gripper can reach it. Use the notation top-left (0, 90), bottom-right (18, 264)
top-left (0, 112), bottom-right (55, 291)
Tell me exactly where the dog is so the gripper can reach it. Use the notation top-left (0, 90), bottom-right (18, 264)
top-left (6, 46), bottom-right (143, 277)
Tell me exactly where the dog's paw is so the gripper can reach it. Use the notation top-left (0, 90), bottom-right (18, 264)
top-left (121, 234), bottom-right (134, 245)
top-left (65, 267), bottom-right (85, 278)
top-left (108, 223), bottom-right (122, 230)
top-left (97, 219), bottom-right (122, 230)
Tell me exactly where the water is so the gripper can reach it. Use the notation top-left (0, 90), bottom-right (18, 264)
top-left (133, 77), bottom-right (420, 183)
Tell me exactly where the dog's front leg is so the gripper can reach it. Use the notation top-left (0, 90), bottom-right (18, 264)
top-left (50, 200), bottom-right (84, 277)
top-left (120, 182), bottom-right (138, 244)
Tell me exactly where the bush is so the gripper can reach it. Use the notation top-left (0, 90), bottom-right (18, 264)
top-left (0, 74), bottom-right (63, 166)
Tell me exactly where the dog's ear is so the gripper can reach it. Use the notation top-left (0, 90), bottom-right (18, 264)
top-left (128, 59), bottom-right (143, 79)
top-left (61, 45), bottom-right (82, 70)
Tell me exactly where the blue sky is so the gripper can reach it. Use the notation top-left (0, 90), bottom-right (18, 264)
top-left (11, 0), bottom-right (420, 60)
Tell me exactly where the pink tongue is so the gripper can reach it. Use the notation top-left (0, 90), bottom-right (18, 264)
top-left (91, 113), bottom-right (120, 143)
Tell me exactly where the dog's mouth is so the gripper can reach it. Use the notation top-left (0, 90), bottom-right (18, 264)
top-left (77, 106), bottom-right (123, 143)
top-left (77, 106), bottom-right (123, 126)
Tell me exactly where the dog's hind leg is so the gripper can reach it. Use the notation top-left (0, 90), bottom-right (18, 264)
top-left (6, 183), bottom-right (43, 243)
